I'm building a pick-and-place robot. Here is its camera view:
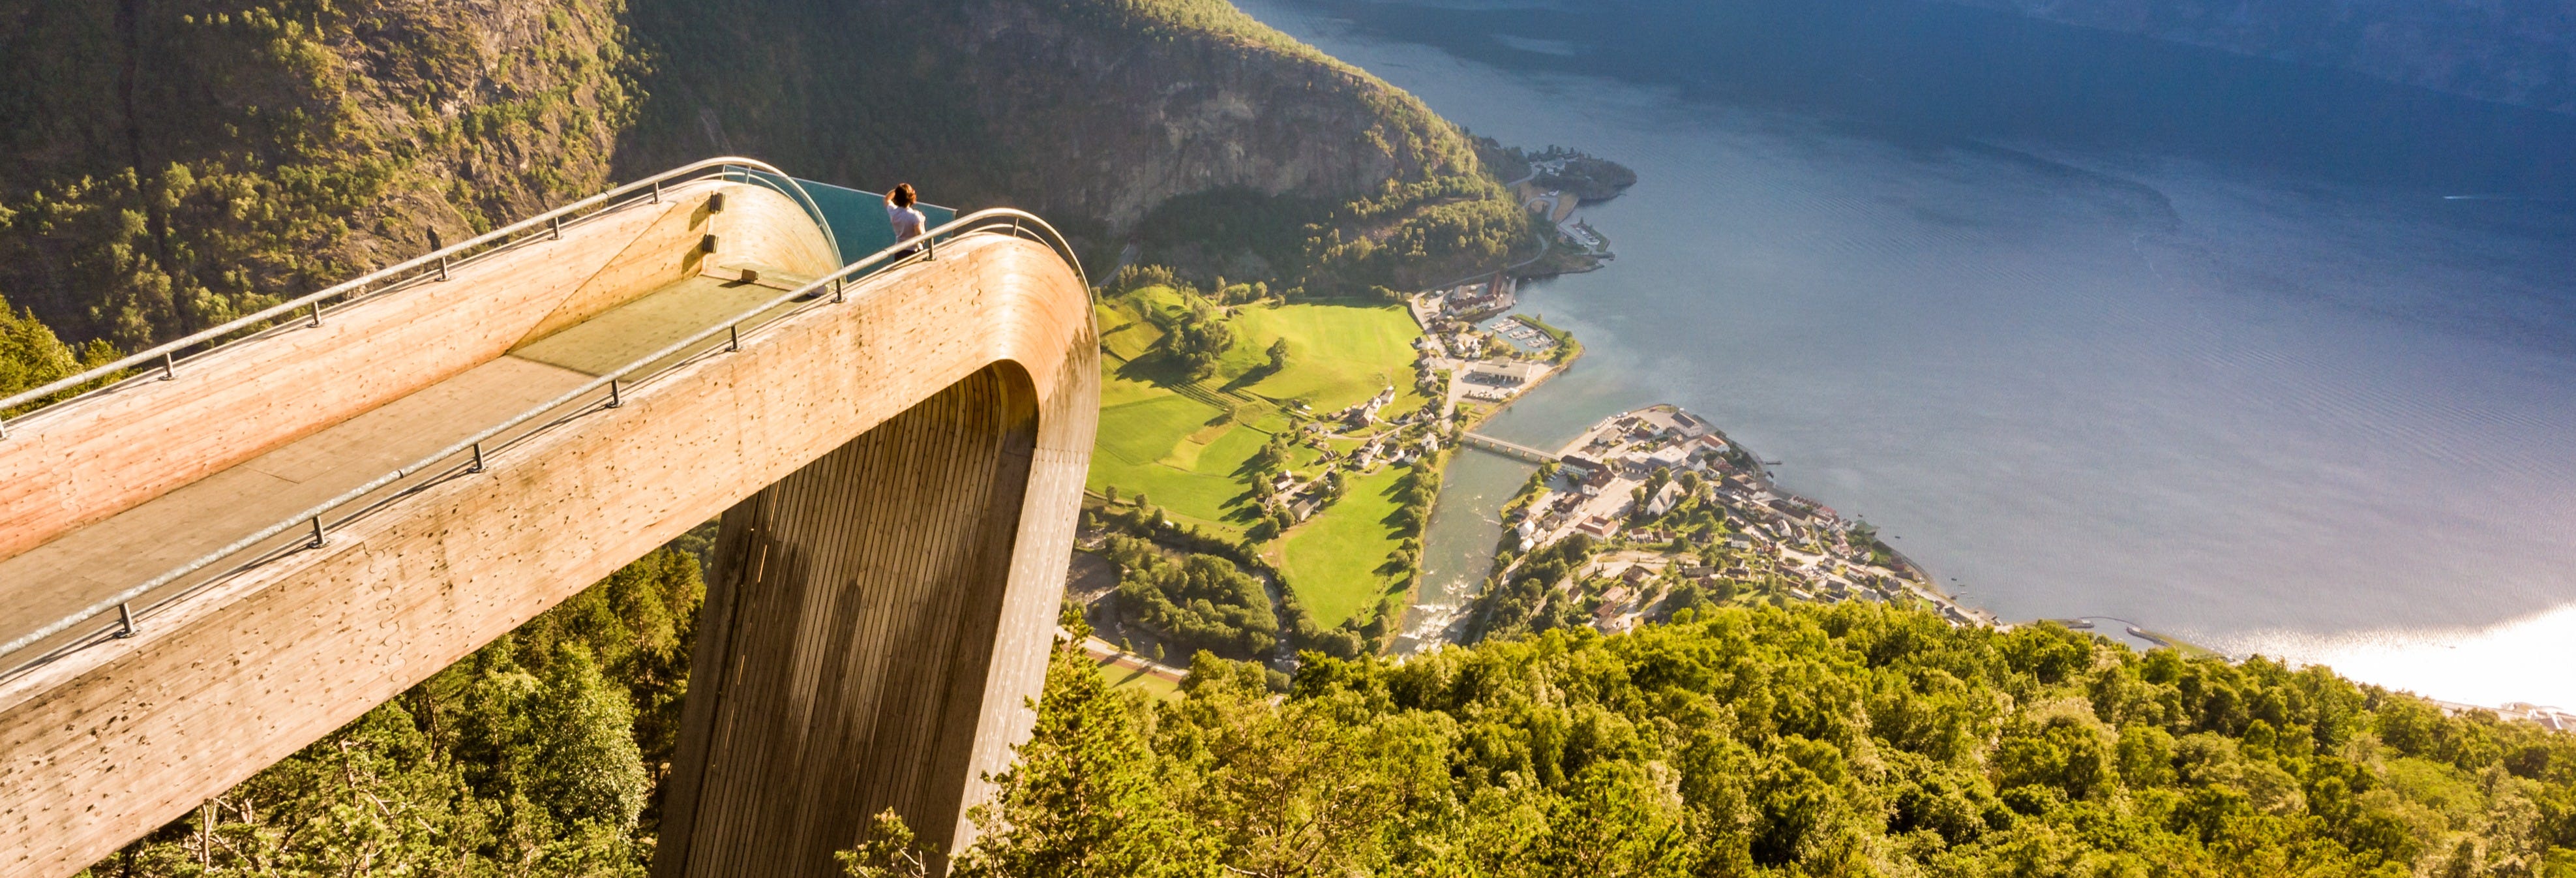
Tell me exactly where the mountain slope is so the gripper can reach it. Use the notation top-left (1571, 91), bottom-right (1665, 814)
top-left (0, 0), bottom-right (637, 348)
top-left (0, 0), bottom-right (1516, 350)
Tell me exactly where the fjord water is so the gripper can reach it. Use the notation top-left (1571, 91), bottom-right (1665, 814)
top-left (1235, 0), bottom-right (2576, 706)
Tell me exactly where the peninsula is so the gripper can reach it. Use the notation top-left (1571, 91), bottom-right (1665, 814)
top-left (1435, 403), bottom-right (1992, 648)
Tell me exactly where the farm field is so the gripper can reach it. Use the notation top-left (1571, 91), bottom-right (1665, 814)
top-left (1086, 284), bottom-right (1428, 626)
top-left (1224, 303), bottom-right (1428, 412)
top-left (1088, 376), bottom-right (1268, 537)
top-left (1276, 464), bottom-right (1412, 628)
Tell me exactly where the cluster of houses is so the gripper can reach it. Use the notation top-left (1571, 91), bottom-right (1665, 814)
top-left (1260, 389), bottom-right (1444, 524)
top-left (1531, 408), bottom-right (1732, 539)
top-left (1561, 219), bottom-right (1606, 254)
top-left (2500, 703), bottom-right (2576, 733)
top-left (1328, 386), bottom-right (1398, 431)
top-left (1438, 274), bottom-right (1517, 320)
top-left (1406, 288), bottom-right (1562, 410)
top-left (1495, 405), bottom-right (1977, 635)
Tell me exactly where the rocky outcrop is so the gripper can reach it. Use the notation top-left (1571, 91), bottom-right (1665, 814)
top-left (1935, 0), bottom-right (2575, 115)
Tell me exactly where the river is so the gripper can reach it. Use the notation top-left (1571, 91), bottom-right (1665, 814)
top-left (1234, 0), bottom-right (2576, 708)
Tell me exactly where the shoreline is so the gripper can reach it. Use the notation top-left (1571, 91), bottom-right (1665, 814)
top-left (1385, 283), bottom-right (1589, 653)
top-left (1437, 402), bottom-right (1998, 648)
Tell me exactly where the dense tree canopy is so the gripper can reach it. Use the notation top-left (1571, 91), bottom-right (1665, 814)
top-left (1101, 534), bottom-right (1281, 658)
top-left (923, 602), bottom-right (2576, 877)
top-left (86, 535), bottom-right (2576, 877)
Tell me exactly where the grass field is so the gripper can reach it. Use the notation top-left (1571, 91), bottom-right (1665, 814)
top-left (1088, 378), bottom-right (1268, 537)
top-left (1103, 287), bottom-right (1428, 413)
top-left (1088, 285), bottom-right (1428, 626)
top-left (1094, 659), bottom-right (1182, 701)
top-left (1086, 287), bottom-right (1424, 536)
top-left (1223, 304), bottom-right (1428, 413)
top-left (1277, 464), bottom-right (1411, 628)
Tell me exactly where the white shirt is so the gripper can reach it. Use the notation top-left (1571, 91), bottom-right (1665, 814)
top-left (888, 204), bottom-right (926, 241)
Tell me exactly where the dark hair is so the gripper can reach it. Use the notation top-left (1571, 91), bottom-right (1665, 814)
top-left (890, 183), bottom-right (916, 208)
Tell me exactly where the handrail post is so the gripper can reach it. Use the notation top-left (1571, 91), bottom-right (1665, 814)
top-left (728, 324), bottom-right (740, 352)
top-left (832, 277), bottom-right (845, 303)
top-left (651, 180), bottom-right (662, 204)
top-left (159, 352), bottom-right (175, 381)
top-left (925, 232), bottom-right (938, 262)
top-left (469, 442), bottom-right (485, 474)
top-left (308, 301), bottom-right (323, 327)
top-left (607, 378), bottom-right (623, 408)
top-left (550, 216), bottom-right (562, 241)
top-left (114, 603), bottom-right (136, 639)
top-left (438, 254), bottom-right (450, 282)
top-left (306, 517), bottom-right (327, 549)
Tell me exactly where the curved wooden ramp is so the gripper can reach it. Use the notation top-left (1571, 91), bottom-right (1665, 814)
top-left (0, 165), bottom-right (1098, 877)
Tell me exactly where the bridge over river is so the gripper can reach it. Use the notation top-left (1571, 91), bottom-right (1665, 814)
top-left (1459, 431), bottom-right (1560, 464)
top-left (0, 159), bottom-right (1097, 877)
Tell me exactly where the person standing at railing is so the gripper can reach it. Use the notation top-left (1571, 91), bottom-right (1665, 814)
top-left (887, 183), bottom-right (926, 256)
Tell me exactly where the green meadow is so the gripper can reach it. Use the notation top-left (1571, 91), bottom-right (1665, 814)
top-left (1276, 464), bottom-right (1412, 628)
top-left (1094, 658), bottom-right (1183, 701)
top-left (1087, 285), bottom-right (1427, 628)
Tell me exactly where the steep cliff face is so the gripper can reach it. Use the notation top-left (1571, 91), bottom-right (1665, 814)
top-left (1936, 0), bottom-right (2576, 115)
top-left (0, 0), bottom-right (637, 347)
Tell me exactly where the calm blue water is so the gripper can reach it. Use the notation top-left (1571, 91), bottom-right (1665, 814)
top-left (1235, 0), bottom-right (2576, 706)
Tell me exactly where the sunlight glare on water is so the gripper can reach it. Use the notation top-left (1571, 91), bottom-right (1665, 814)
top-left (1240, 0), bottom-right (2576, 707)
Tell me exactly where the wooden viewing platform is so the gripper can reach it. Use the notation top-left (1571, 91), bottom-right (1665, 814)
top-left (0, 160), bottom-right (1098, 878)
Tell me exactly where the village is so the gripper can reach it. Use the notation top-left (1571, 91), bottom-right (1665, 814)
top-left (1471, 403), bottom-right (1997, 641)
top-left (1406, 274), bottom-right (1565, 411)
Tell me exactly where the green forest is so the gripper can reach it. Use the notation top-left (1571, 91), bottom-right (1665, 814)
top-left (891, 605), bottom-right (2576, 877)
top-left (82, 533), bottom-right (2576, 876)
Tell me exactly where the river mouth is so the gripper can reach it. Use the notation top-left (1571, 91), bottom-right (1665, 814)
top-left (1242, 0), bottom-right (2576, 707)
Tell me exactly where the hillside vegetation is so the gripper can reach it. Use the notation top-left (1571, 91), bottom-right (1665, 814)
top-left (0, 0), bottom-right (638, 348)
top-left (0, 0), bottom-right (1526, 352)
top-left (889, 605), bottom-right (2576, 877)
top-left (91, 548), bottom-right (2576, 876)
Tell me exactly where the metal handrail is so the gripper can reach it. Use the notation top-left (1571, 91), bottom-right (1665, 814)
top-left (0, 205), bottom-right (1088, 674)
top-left (0, 157), bottom-right (836, 434)
top-left (717, 166), bottom-right (842, 263)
